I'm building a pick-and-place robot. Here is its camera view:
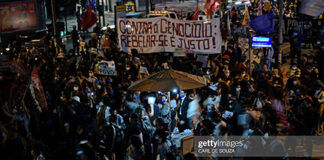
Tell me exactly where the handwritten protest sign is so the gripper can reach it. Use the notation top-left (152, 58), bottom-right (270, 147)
top-left (117, 17), bottom-right (222, 54)
top-left (98, 61), bottom-right (116, 76)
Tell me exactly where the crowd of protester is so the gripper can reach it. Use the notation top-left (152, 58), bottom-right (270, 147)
top-left (0, 18), bottom-right (324, 160)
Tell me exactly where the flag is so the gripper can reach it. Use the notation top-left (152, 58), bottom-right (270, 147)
top-left (204, 0), bottom-right (211, 11)
top-left (207, 0), bottom-right (216, 18)
top-left (204, 0), bottom-right (219, 19)
top-left (29, 67), bottom-right (48, 112)
top-left (249, 13), bottom-right (275, 34)
top-left (192, 0), bottom-right (199, 20)
top-left (10, 61), bottom-right (27, 76)
top-left (81, 4), bottom-right (98, 30)
top-left (300, 0), bottom-right (324, 17)
top-left (203, 0), bottom-right (210, 18)
top-left (257, 0), bottom-right (263, 16)
top-left (271, 98), bottom-right (292, 131)
top-left (85, 1), bottom-right (90, 10)
top-left (91, 0), bottom-right (97, 11)
top-left (242, 5), bottom-right (250, 27)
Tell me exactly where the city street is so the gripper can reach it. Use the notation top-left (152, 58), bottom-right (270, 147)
top-left (0, 0), bottom-right (323, 159)
top-left (49, 12), bottom-right (115, 51)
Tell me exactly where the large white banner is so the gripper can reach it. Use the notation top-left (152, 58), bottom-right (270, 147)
top-left (117, 17), bottom-right (222, 54)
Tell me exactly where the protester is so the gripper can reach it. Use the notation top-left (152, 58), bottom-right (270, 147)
top-left (71, 25), bottom-right (79, 53)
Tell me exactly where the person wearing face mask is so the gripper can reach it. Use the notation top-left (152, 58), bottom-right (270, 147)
top-left (159, 95), bottom-right (170, 129)
top-left (86, 70), bottom-right (98, 89)
top-left (219, 69), bottom-right (233, 87)
top-left (179, 91), bottom-right (186, 106)
top-left (286, 76), bottom-right (304, 105)
top-left (234, 85), bottom-right (241, 100)
top-left (149, 94), bottom-right (169, 130)
top-left (70, 83), bottom-right (83, 100)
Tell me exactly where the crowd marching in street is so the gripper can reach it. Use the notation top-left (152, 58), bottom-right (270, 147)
top-left (0, 2), bottom-right (324, 160)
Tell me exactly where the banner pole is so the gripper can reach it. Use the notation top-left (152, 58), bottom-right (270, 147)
top-left (278, 0), bottom-right (283, 68)
top-left (268, 47), bottom-right (271, 70)
top-left (51, 0), bottom-right (56, 36)
top-left (168, 91), bottom-right (171, 136)
top-left (248, 29), bottom-right (252, 78)
top-left (22, 81), bottom-right (31, 119)
top-left (102, 0), bottom-right (106, 26)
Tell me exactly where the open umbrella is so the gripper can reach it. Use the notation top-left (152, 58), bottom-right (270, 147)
top-left (128, 68), bottom-right (207, 135)
top-left (128, 69), bottom-right (207, 92)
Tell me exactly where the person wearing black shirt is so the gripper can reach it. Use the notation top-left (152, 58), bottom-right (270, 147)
top-left (179, 92), bottom-right (194, 131)
top-left (71, 26), bottom-right (79, 53)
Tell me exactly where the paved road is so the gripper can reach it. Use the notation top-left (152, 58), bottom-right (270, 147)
top-left (47, 12), bottom-right (115, 51)
top-left (46, 12), bottom-right (115, 33)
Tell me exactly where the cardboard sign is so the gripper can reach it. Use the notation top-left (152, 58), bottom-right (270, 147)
top-left (117, 17), bottom-right (222, 54)
top-left (98, 60), bottom-right (116, 76)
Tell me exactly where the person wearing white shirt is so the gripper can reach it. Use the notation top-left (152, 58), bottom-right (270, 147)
top-left (187, 95), bottom-right (201, 129)
top-left (203, 94), bottom-right (221, 120)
